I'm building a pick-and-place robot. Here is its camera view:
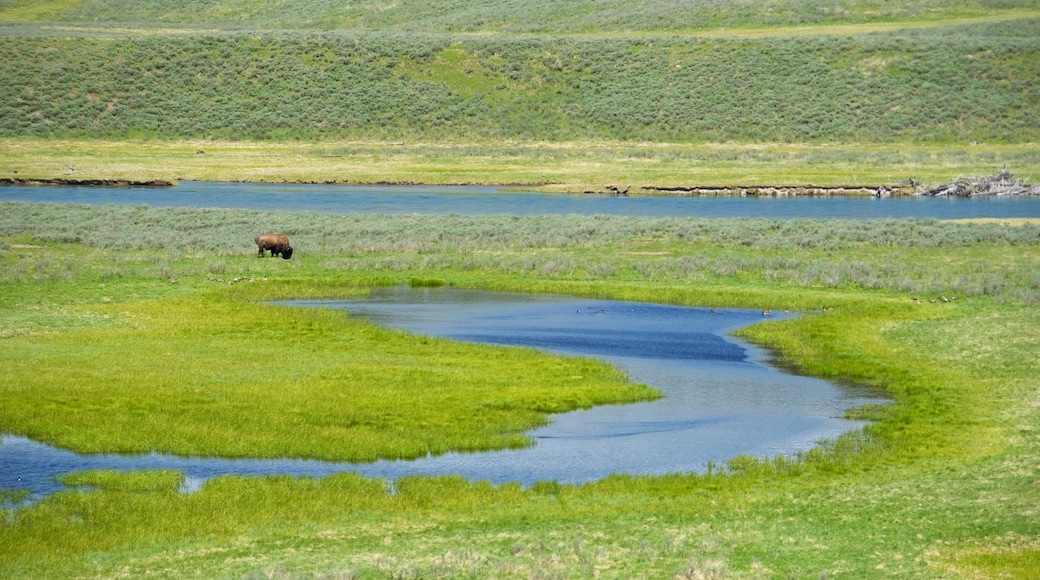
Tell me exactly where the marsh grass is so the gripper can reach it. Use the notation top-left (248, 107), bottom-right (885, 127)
top-left (2, 204), bottom-right (1040, 577)
top-left (0, 489), bottom-right (30, 507)
top-left (1, 290), bottom-right (652, 460)
top-left (58, 469), bottom-right (185, 493)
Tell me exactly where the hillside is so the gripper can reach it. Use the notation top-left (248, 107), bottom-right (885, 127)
top-left (1, 1), bottom-right (1038, 144)
top-left (1, 0), bottom-right (1037, 32)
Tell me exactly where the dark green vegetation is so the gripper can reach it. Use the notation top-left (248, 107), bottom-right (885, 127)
top-left (1, 3), bottom-right (1038, 143)
top-left (2, 204), bottom-right (1040, 577)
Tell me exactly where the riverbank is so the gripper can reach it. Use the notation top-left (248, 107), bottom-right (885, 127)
top-left (0, 175), bottom-right (915, 197)
top-left (0, 176), bottom-right (911, 196)
top-left (3, 137), bottom-right (1038, 194)
top-left (9, 177), bottom-right (1040, 198)
top-left (0, 177), bottom-right (173, 188)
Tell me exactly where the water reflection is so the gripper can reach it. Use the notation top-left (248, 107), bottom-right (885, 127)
top-left (3, 181), bottom-right (1039, 219)
top-left (288, 289), bottom-right (886, 482)
top-left (1, 289), bottom-right (887, 504)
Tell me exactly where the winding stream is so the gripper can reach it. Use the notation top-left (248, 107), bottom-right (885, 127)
top-left (2, 288), bottom-right (886, 503)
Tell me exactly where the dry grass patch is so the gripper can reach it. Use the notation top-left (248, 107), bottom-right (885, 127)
top-left (5, 138), bottom-right (1039, 190)
top-left (951, 218), bottom-right (1040, 226)
top-left (932, 535), bottom-right (1040, 580)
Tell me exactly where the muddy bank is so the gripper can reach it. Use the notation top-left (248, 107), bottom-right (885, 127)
top-left (600, 169), bottom-right (1040, 197)
top-left (0, 178), bottom-right (173, 188)
top-left (3, 175), bottom-right (1035, 198)
top-left (0, 178), bottom-right (907, 195)
top-left (597, 184), bottom-right (910, 197)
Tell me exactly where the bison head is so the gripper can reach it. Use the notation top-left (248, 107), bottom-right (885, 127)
top-left (281, 246), bottom-right (293, 259)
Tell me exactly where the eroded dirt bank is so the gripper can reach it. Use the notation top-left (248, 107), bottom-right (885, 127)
top-left (606, 184), bottom-right (909, 197)
top-left (0, 178), bottom-right (173, 188)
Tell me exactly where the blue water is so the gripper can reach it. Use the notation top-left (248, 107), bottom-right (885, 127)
top-left (1, 289), bottom-right (886, 504)
top-left (3, 181), bottom-right (1039, 219)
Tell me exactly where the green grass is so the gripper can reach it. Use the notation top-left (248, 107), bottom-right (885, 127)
top-left (3, 0), bottom-right (1038, 33)
top-left (0, 273), bottom-right (651, 461)
top-left (2, 205), bottom-right (1040, 576)
top-left (3, 137), bottom-right (1038, 189)
top-left (1, 15), bottom-right (1038, 144)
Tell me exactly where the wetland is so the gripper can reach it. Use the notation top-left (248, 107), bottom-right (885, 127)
top-left (2, 288), bottom-right (885, 504)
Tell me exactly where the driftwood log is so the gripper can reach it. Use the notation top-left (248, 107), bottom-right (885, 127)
top-left (917, 167), bottom-right (1040, 197)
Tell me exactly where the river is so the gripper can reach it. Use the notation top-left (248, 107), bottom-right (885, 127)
top-left (2, 181), bottom-right (1039, 219)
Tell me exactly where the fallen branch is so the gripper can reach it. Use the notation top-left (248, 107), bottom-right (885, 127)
top-left (917, 167), bottom-right (1040, 197)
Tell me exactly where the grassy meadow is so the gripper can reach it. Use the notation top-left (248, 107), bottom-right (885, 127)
top-left (4, 138), bottom-right (1039, 191)
top-left (3, 0), bottom-right (1040, 577)
top-left (2, 205), bottom-right (1040, 577)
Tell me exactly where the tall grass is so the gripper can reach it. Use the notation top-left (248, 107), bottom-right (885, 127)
top-left (4, 203), bottom-right (1039, 302)
top-left (5, 203), bottom-right (1040, 252)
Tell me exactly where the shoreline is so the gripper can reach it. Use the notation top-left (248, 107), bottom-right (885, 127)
top-left (0, 176), bottom-right (910, 196)
top-left (606, 184), bottom-right (910, 197)
top-left (4, 177), bottom-right (1037, 198)
top-left (0, 177), bottom-right (174, 188)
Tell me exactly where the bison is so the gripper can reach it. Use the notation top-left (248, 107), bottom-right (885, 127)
top-left (256, 232), bottom-right (293, 259)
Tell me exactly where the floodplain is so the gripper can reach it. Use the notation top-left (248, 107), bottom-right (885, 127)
top-left (2, 203), bottom-right (1040, 577)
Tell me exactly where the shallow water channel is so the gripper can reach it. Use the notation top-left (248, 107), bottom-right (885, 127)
top-left (2, 288), bottom-right (887, 503)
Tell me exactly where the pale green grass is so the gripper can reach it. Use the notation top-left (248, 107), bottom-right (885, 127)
top-left (951, 218), bottom-right (1040, 226)
top-left (0, 287), bottom-right (651, 461)
top-left (3, 137), bottom-right (1037, 190)
top-left (2, 1), bottom-right (1036, 37)
top-left (686, 8), bottom-right (1040, 38)
top-left (0, 0), bottom-right (80, 22)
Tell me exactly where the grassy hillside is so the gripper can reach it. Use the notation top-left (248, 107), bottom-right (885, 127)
top-left (1, 3), bottom-right (1038, 145)
top-left (2, 0), bottom-right (1037, 32)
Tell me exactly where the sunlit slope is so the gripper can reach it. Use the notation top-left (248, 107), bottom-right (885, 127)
top-left (2, 16), bottom-right (1038, 143)
top-left (2, 0), bottom-right (1038, 32)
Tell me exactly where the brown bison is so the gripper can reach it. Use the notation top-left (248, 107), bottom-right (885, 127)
top-left (256, 232), bottom-right (293, 259)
